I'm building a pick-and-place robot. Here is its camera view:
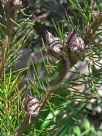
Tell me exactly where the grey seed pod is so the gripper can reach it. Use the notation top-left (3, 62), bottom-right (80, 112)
top-left (64, 32), bottom-right (85, 54)
top-left (46, 31), bottom-right (63, 58)
top-left (22, 95), bottom-right (41, 116)
top-left (69, 36), bottom-right (85, 54)
top-left (64, 32), bottom-right (85, 65)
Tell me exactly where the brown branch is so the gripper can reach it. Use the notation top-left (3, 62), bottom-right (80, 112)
top-left (40, 58), bottom-right (68, 109)
top-left (14, 114), bottom-right (30, 136)
top-left (83, 10), bottom-right (102, 44)
top-left (1, 0), bottom-right (22, 41)
top-left (0, 35), bottom-right (8, 76)
top-left (0, 0), bottom-right (22, 77)
top-left (32, 13), bottom-right (48, 21)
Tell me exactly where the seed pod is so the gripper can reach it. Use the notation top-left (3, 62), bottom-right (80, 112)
top-left (69, 37), bottom-right (85, 54)
top-left (64, 32), bottom-right (85, 65)
top-left (22, 95), bottom-right (41, 116)
top-left (64, 31), bottom-right (85, 54)
top-left (46, 31), bottom-right (63, 58)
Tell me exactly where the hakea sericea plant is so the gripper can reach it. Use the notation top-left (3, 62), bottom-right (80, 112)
top-left (16, 30), bottom-right (86, 136)
top-left (1, 0), bottom-right (102, 136)
top-left (15, 10), bottom-right (102, 136)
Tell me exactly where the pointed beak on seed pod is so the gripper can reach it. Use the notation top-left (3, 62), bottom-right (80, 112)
top-left (45, 31), bottom-right (63, 58)
top-left (45, 30), bottom-right (55, 44)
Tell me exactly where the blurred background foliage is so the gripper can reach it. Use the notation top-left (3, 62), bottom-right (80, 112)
top-left (0, 0), bottom-right (102, 136)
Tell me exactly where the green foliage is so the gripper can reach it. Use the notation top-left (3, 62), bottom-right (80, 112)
top-left (0, 0), bottom-right (102, 136)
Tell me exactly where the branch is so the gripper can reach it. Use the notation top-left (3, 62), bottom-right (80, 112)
top-left (1, 0), bottom-right (22, 41)
top-left (0, 0), bottom-right (22, 77)
top-left (40, 58), bottom-right (68, 110)
top-left (14, 114), bottom-right (30, 136)
top-left (83, 10), bottom-right (102, 44)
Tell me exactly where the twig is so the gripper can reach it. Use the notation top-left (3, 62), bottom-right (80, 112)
top-left (32, 13), bottom-right (48, 21)
top-left (0, 35), bottom-right (8, 76)
top-left (1, 0), bottom-right (22, 41)
top-left (40, 58), bottom-right (68, 109)
top-left (14, 114), bottom-right (30, 136)
top-left (83, 10), bottom-right (102, 44)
